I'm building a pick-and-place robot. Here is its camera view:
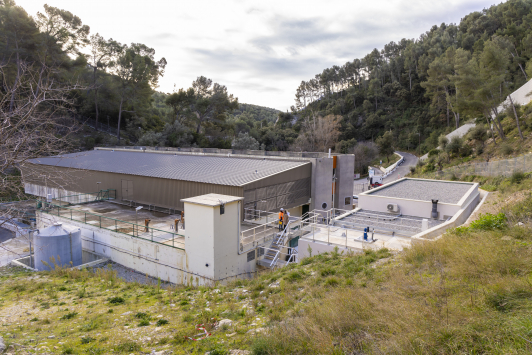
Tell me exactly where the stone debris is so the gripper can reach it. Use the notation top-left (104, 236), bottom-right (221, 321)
top-left (229, 351), bottom-right (251, 355)
top-left (217, 319), bottom-right (232, 328)
top-left (0, 336), bottom-right (5, 353)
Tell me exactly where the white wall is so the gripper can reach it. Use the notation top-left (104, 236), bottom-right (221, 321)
top-left (358, 194), bottom-right (461, 219)
top-left (358, 179), bottom-right (479, 220)
top-left (37, 211), bottom-right (211, 286)
top-left (298, 238), bottom-right (361, 259)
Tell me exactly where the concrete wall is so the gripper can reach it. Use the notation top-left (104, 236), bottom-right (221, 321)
top-left (37, 211), bottom-right (215, 286)
top-left (358, 194), bottom-right (462, 219)
top-left (358, 179), bottom-right (479, 220)
top-left (298, 238), bottom-right (361, 259)
top-left (411, 190), bottom-right (482, 243)
top-left (184, 198), bottom-right (256, 281)
top-left (310, 158), bottom-right (333, 211)
top-left (335, 155), bottom-right (355, 210)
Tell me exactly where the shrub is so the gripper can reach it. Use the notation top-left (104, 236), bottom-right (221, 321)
top-left (469, 213), bottom-right (507, 231)
top-left (446, 136), bottom-right (463, 156)
top-left (60, 312), bottom-right (78, 320)
top-left (251, 337), bottom-right (275, 355)
top-left (481, 184), bottom-right (497, 192)
top-left (501, 143), bottom-right (514, 155)
top-left (81, 336), bottom-right (95, 344)
top-left (108, 297), bottom-right (124, 305)
top-left (320, 267), bottom-right (336, 277)
top-left (134, 312), bottom-right (150, 319)
top-left (138, 319), bottom-right (150, 327)
top-left (285, 271), bottom-right (303, 283)
top-left (438, 134), bottom-right (449, 149)
top-left (116, 341), bottom-right (140, 353)
top-left (325, 277), bottom-right (340, 287)
top-left (510, 171), bottom-right (526, 184)
top-left (156, 319), bottom-right (169, 326)
top-left (428, 149), bottom-right (439, 157)
top-left (423, 163), bottom-right (435, 172)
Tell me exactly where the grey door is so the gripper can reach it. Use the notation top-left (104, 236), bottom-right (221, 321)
top-left (121, 180), bottom-right (133, 200)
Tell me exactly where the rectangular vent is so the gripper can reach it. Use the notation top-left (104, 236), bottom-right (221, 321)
top-left (247, 250), bottom-right (256, 262)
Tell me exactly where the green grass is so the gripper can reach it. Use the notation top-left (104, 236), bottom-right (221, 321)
top-left (2, 181), bottom-right (532, 354)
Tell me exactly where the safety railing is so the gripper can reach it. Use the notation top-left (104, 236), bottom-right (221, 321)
top-left (240, 219), bottom-right (279, 253)
top-left (257, 246), bottom-right (298, 268)
top-left (243, 208), bottom-right (277, 225)
top-left (53, 189), bottom-right (117, 206)
top-left (333, 210), bottom-right (442, 236)
top-left (37, 202), bottom-right (184, 250)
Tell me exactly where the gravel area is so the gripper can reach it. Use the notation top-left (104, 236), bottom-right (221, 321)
top-left (368, 179), bottom-right (474, 204)
top-left (89, 261), bottom-right (174, 288)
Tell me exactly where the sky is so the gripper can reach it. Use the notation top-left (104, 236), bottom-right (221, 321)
top-left (18, 0), bottom-right (503, 111)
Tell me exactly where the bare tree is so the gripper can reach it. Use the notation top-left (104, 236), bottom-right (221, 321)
top-left (291, 114), bottom-right (341, 152)
top-left (0, 60), bottom-right (85, 266)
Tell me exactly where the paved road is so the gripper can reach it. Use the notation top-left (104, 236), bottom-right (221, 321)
top-left (383, 151), bottom-right (418, 183)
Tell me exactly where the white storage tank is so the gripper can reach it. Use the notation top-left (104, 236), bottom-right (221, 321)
top-left (34, 223), bottom-right (82, 271)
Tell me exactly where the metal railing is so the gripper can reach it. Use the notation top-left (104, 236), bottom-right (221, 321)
top-left (53, 189), bottom-right (116, 206)
top-left (244, 208), bottom-right (277, 224)
top-left (240, 219), bottom-right (279, 253)
top-left (37, 203), bottom-right (184, 249)
top-left (257, 246), bottom-right (298, 268)
top-left (99, 146), bottom-right (342, 159)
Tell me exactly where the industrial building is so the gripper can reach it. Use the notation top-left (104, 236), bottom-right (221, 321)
top-left (22, 147), bottom-right (355, 216)
top-left (17, 147), bottom-right (484, 286)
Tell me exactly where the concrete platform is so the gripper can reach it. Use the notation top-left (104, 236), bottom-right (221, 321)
top-left (44, 201), bottom-right (186, 248)
top-left (300, 226), bottom-right (411, 252)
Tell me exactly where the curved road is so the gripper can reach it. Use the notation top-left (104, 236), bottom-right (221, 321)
top-left (353, 151), bottom-right (419, 193)
top-left (383, 151), bottom-right (418, 183)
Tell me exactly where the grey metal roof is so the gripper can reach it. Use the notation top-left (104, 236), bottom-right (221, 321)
top-left (28, 150), bottom-right (310, 187)
top-left (367, 179), bottom-right (474, 204)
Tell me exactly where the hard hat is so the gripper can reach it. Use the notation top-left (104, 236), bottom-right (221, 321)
top-left (280, 208), bottom-right (284, 211)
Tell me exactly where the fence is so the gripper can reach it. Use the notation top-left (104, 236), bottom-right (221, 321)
top-left (101, 146), bottom-right (342, 159)
top-left (38, 203), bottom-right (184, 249)
top-left (53, 189), bottom-right (116, 206)
top-left (437, 153), bottom-right (532, 179)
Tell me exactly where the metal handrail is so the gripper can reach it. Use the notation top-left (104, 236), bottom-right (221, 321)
top-left (240, 218), bottom-right (279, 253)
top-left (37, 202), bottom-right (184, 250)
top-left (270, 250), bottom-right (280, 267)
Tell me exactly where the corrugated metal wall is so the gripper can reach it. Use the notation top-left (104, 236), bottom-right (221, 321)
top-left (242, 164), bottom-right (312, 211)
top-left (21, 163), bottom-right (243, 211)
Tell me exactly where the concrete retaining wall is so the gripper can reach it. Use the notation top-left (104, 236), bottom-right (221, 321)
top-left (411, 189), bottom-right (485, 244)
top-left (37, 211), bottom-right (215, 286)
top-left (298, 238), bottom-right (361, 259)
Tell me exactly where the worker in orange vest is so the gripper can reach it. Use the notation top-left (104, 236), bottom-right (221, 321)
top-left (278, 208), bottom-right (284, 231)
top-left (283, 210), bottom-right (289, 230)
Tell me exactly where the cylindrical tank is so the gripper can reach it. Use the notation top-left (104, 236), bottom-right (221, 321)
top-left (34, 223), bottom-right (82, 271)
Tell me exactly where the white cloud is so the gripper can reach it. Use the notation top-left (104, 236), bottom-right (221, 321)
top-left (17, 0), bottom-right (502, 110)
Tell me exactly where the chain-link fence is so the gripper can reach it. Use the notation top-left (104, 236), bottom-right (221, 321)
top-left (437, 154), bottom-right (532, 179)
